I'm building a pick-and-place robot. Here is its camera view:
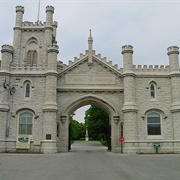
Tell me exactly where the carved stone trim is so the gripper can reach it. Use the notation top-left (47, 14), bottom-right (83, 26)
top-left (113, 116), bottom-right (120, 124)
top-left (61, 116), bottom-right (66, 123)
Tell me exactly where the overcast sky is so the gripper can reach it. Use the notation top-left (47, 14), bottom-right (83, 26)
top-left (1, 0), bottom-right (180, 122)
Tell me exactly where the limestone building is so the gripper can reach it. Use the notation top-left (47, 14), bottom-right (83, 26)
top-left (0, 5), bottom-right (180, 154)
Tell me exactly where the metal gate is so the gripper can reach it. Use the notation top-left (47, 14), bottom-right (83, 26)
top-left (68, 123), bottom-right (71, 151)
top-left (107, 124), bottom-right (111, 151)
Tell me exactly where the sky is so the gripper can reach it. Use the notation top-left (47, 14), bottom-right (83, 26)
top-left (1, 0), bottom-right (180, 122)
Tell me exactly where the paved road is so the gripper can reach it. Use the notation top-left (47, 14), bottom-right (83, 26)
top-left (0, 141), bottom-right (180, 180)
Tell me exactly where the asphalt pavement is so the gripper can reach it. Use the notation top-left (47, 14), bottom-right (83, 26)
top-left (0, 141), bottom-right (180, 180)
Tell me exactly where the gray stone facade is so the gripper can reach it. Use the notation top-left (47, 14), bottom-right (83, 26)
top-left (0, 5), bottom-right (180, 154)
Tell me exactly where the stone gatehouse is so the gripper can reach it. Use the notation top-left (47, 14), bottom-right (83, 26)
top-left (0, 5), bottom-right (180, 154)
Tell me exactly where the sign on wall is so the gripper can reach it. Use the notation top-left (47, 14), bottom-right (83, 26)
top-left (16, 135), bottom-right (30, 149)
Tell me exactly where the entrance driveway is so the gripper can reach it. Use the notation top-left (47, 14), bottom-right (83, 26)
top-left (0, 141), bottom-right (180, 180)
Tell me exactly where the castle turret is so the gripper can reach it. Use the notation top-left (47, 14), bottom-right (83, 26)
top-left (1, 45), bottom-right (13, 71)
top-left (122, 45), bottom-right (138, 153)
top-left (15, 6), bottom-right (24, 27)
top-left (45, 6), bottom-right (54, 46)
top-left (46, 6), bottom-right (54, 26)
top-left (122, 45), bottom-right (134, 72)
top-left (167, 46), bottom-right (180, 152)
top-left (42, 44), bottom-right (59, 153)
top-left (13, 6), bottom-right (24, 65)
top-left (167, 46), bottom-right (179, 72)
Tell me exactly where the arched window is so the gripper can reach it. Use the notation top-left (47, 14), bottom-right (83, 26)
top-left (147, 112), bottom-right (161, 135)
top-left (19, 112), bottom-right (33, 135)
top-left (26, 38), bottom-right (38, 66)
top-left (25, 83), bottom-right (30, 98)
top-left (150, 82), bottom-right (156, 99)
top-left (26, 50), bottom-right (37, 66)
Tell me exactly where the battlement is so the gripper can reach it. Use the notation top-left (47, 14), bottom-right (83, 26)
top-left (122, 45), bottom-right (133, 54)
top-left (22, 21), bottom-right (46, 27)
top-left (134, 64), bottom-right (170, 72)
top-left (1, 45), bottom-right (13, 54)
top-left (167, 46), bottom-right (179, 55)
top-left (47, 45), bottom-right (59, 53)
top-left (16, 6), bottom-right (24, 13)
top-left (46, 6), bottom-right (54, 13)
top-left (52, 21), bottom-right (58, 27)
top-left (10, 65), bottom-right (46, 73)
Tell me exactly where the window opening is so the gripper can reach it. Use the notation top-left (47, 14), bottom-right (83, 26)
top-left (19, 112), bottom-right (33, 135)
top-left (147, 112), bottom-right (161, 135)
top-left (25, 83), bottom-right (30, 98)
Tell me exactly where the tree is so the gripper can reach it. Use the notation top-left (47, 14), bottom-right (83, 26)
top-left (84, 105), bottom-right (109, 140)
top-left (70, 112), bottom-right (86, 140)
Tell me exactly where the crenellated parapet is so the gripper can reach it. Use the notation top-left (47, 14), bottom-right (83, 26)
top-left (121, 45), bottom-right (133, 55)
top-left (134, 65), bottom-right (170, 73)
top-left (16, 6), bottom-right (24, 13)
top-left (22, 21), bottom-right (46, 27)
top-left (10, 65), bottom-right (46, 74)
top-left (46, 6), bottom-right (54, 13)
top-left (1, 45), bottom-right (13, 54)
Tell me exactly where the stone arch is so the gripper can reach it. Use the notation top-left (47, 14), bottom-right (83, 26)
top-left (141, 108), bottom-right (167, 120)
top-left (25, 36), bottom-right (39, 66)
top-left (57, 94), bottom-right (120, 152)
top-left (62, 94), bottom-right (118, 118)
top-left (15, 107), bottom-right (39, 119)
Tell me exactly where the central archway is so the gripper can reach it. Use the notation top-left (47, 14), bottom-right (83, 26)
top-left (57, 95), bottom-right (120, 152)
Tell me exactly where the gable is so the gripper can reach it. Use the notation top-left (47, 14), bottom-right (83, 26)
top-left (58, 56), bottom-right (123, 88)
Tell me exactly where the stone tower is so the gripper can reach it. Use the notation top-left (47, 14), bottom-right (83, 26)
top-left (167, 46), bottom-right (180, 152)
top-left (122, 45), bottom-right (138, 153)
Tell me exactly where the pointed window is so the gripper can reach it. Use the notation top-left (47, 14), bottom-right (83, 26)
top-left (25, 83), bottom-right (30, 98)
top-left (26, 50), bottom-right (37, 66)
top-left (150, 82), bottom-right (156, 99)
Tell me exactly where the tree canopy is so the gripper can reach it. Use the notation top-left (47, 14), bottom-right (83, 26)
top-left (70, 113), bottom-right (85, 140)
top-left (84, 105), bottom-right (109, 140)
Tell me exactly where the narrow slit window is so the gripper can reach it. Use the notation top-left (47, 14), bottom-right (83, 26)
top-left (25, 83), bottom-right (30, 98)
top-left (150, 82), bottom-right (156, 99)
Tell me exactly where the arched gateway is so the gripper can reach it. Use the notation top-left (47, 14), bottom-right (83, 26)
top-left (57, 95), bottom-right (120, 152)
top-left (1, 5), bottom-right (180, 154)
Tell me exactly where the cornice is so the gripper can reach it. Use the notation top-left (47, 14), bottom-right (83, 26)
top-left (44, 70), bottom-right (58, 76)
top-left (0, 71), bottom-right (11, 76)
top-left (57, 86), bottom-right (123, 92)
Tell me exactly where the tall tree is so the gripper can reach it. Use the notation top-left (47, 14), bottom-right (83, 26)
top-left (84, 106), bottom-right (109, 140)
top-left (70, 112), bottom-right (86, 140)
